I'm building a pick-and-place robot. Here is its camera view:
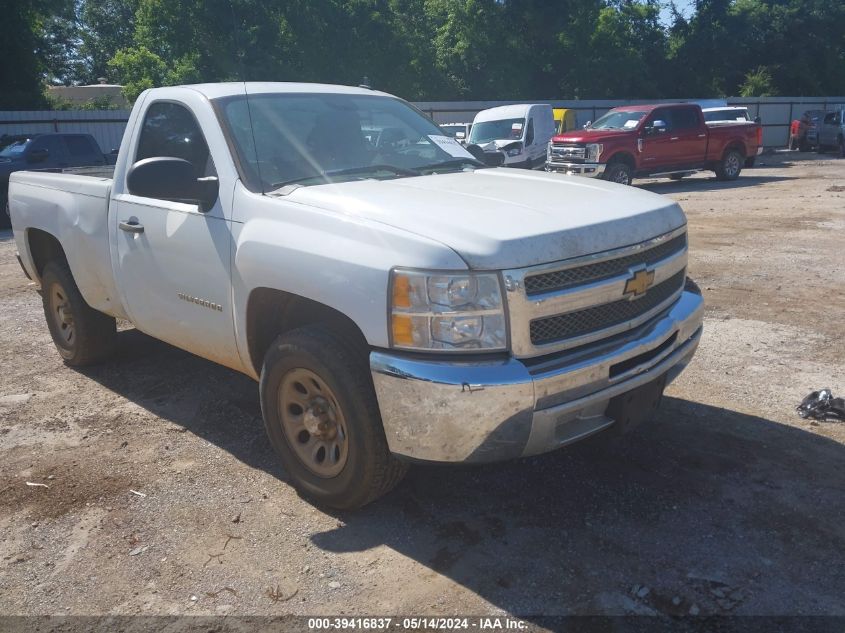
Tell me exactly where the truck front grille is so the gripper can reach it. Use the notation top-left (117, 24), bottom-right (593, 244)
top-left (529, 270), bottom-right (686, 345)
top-left (550, 143), bottom-right (586, 163)
top-left (524, 233), bottom-right (687, 295)
top-left (503, 227), bottom-right (689, 357)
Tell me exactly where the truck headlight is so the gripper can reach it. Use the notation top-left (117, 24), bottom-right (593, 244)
top-left (390, 270), bottom-right (507, 352)
top-left (586, 143), bottom-right (603, 162)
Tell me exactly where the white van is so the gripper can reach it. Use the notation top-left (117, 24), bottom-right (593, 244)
top-left (468, 104), bottom-right (554, 168)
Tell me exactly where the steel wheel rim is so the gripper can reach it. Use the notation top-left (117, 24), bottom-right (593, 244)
top-left (278, 367), bottom-right (348, 478)
top-left (48, 282), bottom-right (75, 345)
top-left (726, 154), bottom-right (740, 177)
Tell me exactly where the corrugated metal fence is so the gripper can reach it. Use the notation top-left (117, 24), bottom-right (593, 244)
top-left (0, 110), bottom-right (128, 154)
top-left (2, 96), bottom-right (844, 153)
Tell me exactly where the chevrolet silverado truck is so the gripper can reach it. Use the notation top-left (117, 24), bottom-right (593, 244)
top-left (546, 102), bottom-right (762, 185)
top-left (9, 83), bottom-right (703, 509)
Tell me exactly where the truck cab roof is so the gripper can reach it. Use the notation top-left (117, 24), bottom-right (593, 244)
top-left (159, 82), bottom-right (393, 100)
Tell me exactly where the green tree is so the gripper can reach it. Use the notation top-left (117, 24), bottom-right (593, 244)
top-left (739, 65), bottom-right (776, 97)
top-left (78, 0), bottom-right (139, 84)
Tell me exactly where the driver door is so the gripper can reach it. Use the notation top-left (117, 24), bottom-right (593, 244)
top-left (639, 108), bottom-right (675, 171)
top-left (114, 100), bottom-right (240, 369)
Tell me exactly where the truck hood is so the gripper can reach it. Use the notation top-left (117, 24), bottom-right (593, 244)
top-left (474, 139), bottom-right (520, 151)
top-left (284, 168), bottom-right (685, 270)
top-left (553, 129), bottom-right (634, 144)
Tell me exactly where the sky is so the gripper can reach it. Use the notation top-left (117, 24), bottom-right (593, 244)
top-left (659, 0), bottom-right (696, 25)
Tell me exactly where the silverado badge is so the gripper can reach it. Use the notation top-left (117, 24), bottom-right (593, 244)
top-left (624, 268), bottom-right (655, 298)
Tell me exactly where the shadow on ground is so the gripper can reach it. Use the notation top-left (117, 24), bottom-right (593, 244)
top-left (81, 328), bottom-right (845, 617)
top-left (638, 174), bottom-right (796, 195)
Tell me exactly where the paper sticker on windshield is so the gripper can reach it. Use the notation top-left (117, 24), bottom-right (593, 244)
top-left (623, 119), bottom-right (639, 129)
top-left (428, 135), bottom-right (475, 158)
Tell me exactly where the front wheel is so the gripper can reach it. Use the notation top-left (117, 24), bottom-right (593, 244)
top-left (259, 325), bottom-right (407, 509)
top-left (602, 161), bottom-right (633, 185)
top-left (41, 260), bottom-right (117, 366)
top-left (715, 149), bottom-right (743, 181)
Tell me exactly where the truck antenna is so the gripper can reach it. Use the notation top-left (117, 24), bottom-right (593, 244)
top-left (229, 0), bottom-right (264, 193)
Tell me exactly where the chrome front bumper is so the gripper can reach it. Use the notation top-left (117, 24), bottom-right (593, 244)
top-left (545, 161), bottom-right (605, 177)
top-left (371, 291), bottom-right (703, 463)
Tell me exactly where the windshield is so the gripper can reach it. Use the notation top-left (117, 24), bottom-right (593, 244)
top-left (216, 93), bottom-right (482, 192)
top-left (704, 109), bottom-right (749, 122)
top-left (440, 125), bottom-right (466, 137)
top-left (0, 140), bottom-right (30, 158)
top-left (589, 110), bottom-right (648, 130)
top-left (468, 118), bottom-right (525, 144)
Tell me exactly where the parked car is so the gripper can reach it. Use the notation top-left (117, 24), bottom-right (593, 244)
top-left (439, 122), bottom-right (472, 144)
top-left (1, 133), bottom-right (108, 227)
top-left (702, 106), bottom-right (751, 124)
top-left (468, 104), bottom-right (555, 168)
top-left (553, 108), bottom-right (577, 135)
top-left (816, 108), bottom-right (845, 156)
top-left (546, 103), bottom-right (762, 185)
top-left (797, 109), bottom-right (827, 151)
top-left (9, 82), bottom-right (703, 509)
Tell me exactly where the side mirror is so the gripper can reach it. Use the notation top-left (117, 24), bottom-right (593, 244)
top-left (583, 121), bottom-right (592, 129)
top-left (27, 148), bottom-right (49, 163)
top-left (646, 120), bottom-right (668, 135)
top-left (465, 144), bottom-right (505, 167)
top-left (127, 157), bottom-right (218, 212)
top-left (455, 132), bottom-right (465, 140)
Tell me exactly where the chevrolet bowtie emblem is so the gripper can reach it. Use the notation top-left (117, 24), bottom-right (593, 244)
top-left (624, 268), bottom-right (655, 298)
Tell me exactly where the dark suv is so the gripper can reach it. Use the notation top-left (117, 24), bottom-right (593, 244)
top-left (1, 133), bottom-right (107, 228)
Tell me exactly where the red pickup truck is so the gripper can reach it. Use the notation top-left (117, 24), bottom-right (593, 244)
top-left (546, 103), bottom-right (763, 185)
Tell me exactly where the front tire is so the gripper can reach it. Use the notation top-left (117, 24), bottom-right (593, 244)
top-left (259, 325), bottom-right (407, 509)
top-left (715, 149), bottom-right (743, 181)
top-left (602, 161), bottom-right (633, 185)
top-left (41, 260), bottom-right (117, 366)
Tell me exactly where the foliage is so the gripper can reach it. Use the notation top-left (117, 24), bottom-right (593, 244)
top-left (739, 66), bottom-right (777, 97)
top-left (3, 0), bottom-right (845, 109)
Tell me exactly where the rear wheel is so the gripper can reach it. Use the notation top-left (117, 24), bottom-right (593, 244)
top-left (715, 149), bottom-right (743, 181)
top-left (41, 260), bottom-right (117, 366)
top-left (602, 161), bottom-right (632, 185)
top-left (259, 324), bottom-right (407, 509)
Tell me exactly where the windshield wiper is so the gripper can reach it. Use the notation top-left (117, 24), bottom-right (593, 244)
top-left (416, 158), bottom-right (485, 172)
top-left (271, 164), bottom-right (420, 189)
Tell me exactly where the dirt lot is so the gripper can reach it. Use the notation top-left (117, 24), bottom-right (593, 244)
top-left (0, 152), bottom-right (843, 621)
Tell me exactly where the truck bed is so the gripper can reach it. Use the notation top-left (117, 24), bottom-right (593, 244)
top-left (9, 169), bottom-right (125, 319)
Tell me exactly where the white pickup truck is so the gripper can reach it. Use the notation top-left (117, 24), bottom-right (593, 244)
top-left (9, 83), bottom-right (703, 509)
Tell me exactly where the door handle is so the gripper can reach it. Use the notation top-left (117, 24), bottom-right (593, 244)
top-left (119, 220), bottom-right (144, 234)
top-left (698, 134), bottom-right (706, 138)
top-left (670, 137), bottom-right (679, 141)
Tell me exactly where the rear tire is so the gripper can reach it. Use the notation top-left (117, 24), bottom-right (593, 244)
top-left (259, 324), bottom-right (407, 509)
top-left (602, 161), bottom-right (633, 186)
top-left (41, 260), bottom-right (117, 366)
top-left (715, 149), bottom-right (743, 181)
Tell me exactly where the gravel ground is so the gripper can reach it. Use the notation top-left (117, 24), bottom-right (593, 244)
top-left (0, 151), bottom-right (843, 621)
